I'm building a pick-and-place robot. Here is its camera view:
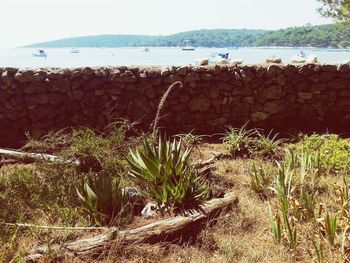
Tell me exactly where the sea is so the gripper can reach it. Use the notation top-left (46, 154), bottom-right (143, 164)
top-left (1, 47), bottom-right (350, 68)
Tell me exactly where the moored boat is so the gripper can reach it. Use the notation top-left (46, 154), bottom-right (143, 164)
top-left (182, 40), bottom-right (195, 51)
top-left (70, 48), bottom-right (80, 54)
top-left (182, 47), bottom-right (195, 51)
top-left (32, 50), bottom-right (47, 58)
top-left (291, 50), bottom-right (306, 63)
top-left (209, 52), bottom-right (230, 63)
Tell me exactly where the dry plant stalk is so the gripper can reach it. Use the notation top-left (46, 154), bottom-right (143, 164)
top-left (152, 81), bottom-right (183, 139)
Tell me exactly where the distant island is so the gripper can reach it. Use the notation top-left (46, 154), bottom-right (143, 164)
top-left (26, 24), bottom-right (350, 48)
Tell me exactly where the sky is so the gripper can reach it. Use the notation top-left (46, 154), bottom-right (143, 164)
top-left (0, 0), bottom-right (332, 48)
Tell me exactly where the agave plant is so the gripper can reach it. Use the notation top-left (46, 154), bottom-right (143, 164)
top-left (76, 173), bottom-right (132, 226)
top-left (127, 136), bottom-right (210, 210)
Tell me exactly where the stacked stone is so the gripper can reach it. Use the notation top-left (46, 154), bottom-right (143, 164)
top-left (0, 63), bottom-right (350, 146)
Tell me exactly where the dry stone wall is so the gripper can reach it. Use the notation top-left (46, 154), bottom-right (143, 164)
top-left (1, 64), bottom-right (350, 146)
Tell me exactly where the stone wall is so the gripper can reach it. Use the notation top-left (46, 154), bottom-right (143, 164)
top-left (1, 63), bottom-right (350, 146)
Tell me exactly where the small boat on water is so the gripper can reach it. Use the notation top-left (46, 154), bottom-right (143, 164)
top-left (32, 50), bottom-right (47, 58)
top-left (208, 52), bottom-right (230, 63)
top-left (195, 52), bottom-right (232, 65)
top-left (182, 40), bottom-right (195, 51)
top-left (70, 48), bottom-right (80, 54)
top-left (211, 52), bottom-right (229, 59)
top-left (291, 50), bottom-right (306, 63)
top-left (182, 46), bottom-right (195, 51)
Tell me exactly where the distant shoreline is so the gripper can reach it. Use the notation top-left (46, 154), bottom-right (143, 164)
top-left (23, 24), bottom-right (350, 49)
top-left (12, 46), bottom-right (350, 50)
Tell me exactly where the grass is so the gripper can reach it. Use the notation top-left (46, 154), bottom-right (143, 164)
top-left (223, 124), bottom-right (286, 160)
top-left (2, 130), bottom-right (350, 262)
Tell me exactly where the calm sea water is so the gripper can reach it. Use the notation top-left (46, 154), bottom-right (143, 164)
top-left (1, 47), bottom-right (350, 68)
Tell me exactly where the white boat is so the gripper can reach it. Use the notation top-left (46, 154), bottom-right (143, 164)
top-left (209, 52), bottom-right (230, 63)
top-left (32, 50), bottom-right (47, 58)
top-left (70, 48), bottom-right (80, 54)
top-left (195, 53), bottom-right (235, 65)
top-left (182, 40), bottom-right (195, 51)
top-left (291, 50), bottom-right (306, 63)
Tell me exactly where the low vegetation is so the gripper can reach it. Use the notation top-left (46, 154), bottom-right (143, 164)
top-left (1, 124), bottom-right (350, 262)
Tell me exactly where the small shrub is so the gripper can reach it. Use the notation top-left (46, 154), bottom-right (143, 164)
top-left (68, 127), bottom-right (128, 174)
top-left (175, 130), bottom-right (206, 148)
top-left (290, 134), bottom-right (350, 174)
top-left (23, 129), bottom-right (72, 154)
top-left (324, 212), bottom-right (338, 246)
top-left (248, 162), bottom-right (272, 196)
top-left (127, 136), bottom-right (210, 210)
top-left (269, 204), bottom-right (282, 244)
top-left (223, 124), bottom-right (257, 158)
top-left (254, 130), bottom-right (285, 160)
top-left (223, 125), bottom-right (286, 160)
top-left (300, 190), bottom-right (317, 220)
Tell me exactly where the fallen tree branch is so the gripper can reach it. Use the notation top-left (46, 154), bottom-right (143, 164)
top-left (0, 222), bottom-right (111, 231)
top-left (0, 148), bottom-right (80, 166)
top-left (26, 192), bottom-right (238, 261)
top-left (193, 152), bottom-right (228, 169)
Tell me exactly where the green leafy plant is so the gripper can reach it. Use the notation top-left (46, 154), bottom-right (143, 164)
top-left (312, 239), bottom-right (324, 263)
top-left (175, 130), bottom-right (206, 148)
top-left (68, 128), bottom-right (128, 174)
top-left (127, 136), bottom-right (210, 210)
top-left (340, 177), bottom-right (350, 208)
top-left (269, 204), bottom-right (282, 244)
top-left (76, 173), bottom-right (132, 226)
top-left (254, 130), bottom-right (286, 160)
top-left (324, 212), bottom-right (338, 246)
top-left (223, 124), bottom-right (257, 158)
top-left (283, 212), bottom-right (298, 249)
top-left (248, 162), bottom-right (271, 196)
top-left (23, 128), bottom-right (72, 154)
top-left (290, 134), bottom-right (350, 175)
top-left (301, 190), bottom-right (317, 220)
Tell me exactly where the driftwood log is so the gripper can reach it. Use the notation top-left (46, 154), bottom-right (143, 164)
top-left (193, 152), bottom-right (228, 169)
top-left (27, 192), bottom-right (238, 262)
top-left (0, 148), bottom-right (80, 166)
top-left (0, 149), bottom-right (223, 169)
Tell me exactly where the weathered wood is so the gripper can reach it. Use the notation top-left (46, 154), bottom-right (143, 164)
top-left (0, 148), bottom-right (80, 166)
top-left (26, 192), bottom-right (237, 261)
top-left (193, 152), bottom-right (228, 169)
top-left (1, 222), bottom-right (111, 231)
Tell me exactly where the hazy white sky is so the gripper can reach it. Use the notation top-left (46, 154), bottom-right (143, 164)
top-left (1, 0), bottom-right (332, 48)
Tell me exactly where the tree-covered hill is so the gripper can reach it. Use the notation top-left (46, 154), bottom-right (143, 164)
top-left (254, 24), bottom-right (350, 48)
top-left (26, 24), bottom-right (350, 48)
